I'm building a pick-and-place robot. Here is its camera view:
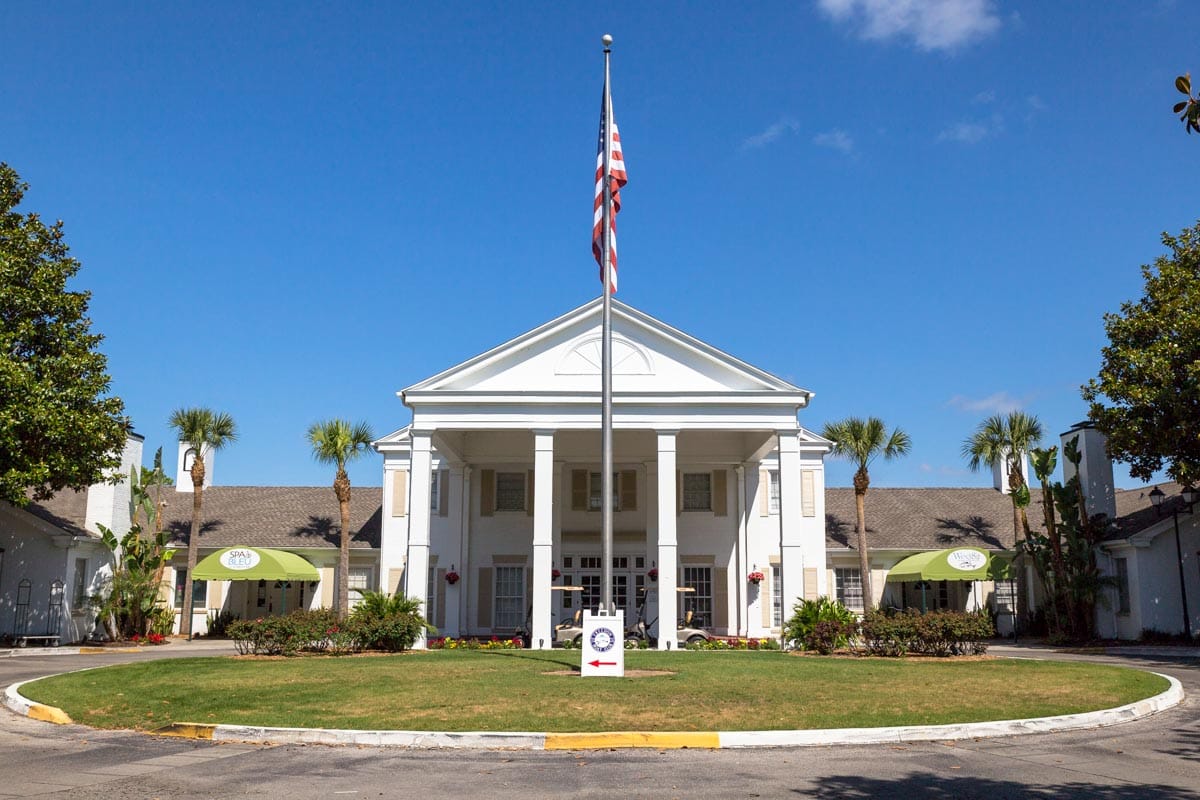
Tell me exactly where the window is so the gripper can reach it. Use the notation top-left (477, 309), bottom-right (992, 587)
top-left (427, 567), bottom-right (437, 623)
top-left (768, 470), bottom-right (781, 514)
top-left (1115, 558), bottom-right (1131, 614)
top-left (682, 473), bottom-right (712, 511)
top-left (173, 569), bottom-right (207, 607)
top-left (257, 579), bottom-right (267, 608)
top-left (771, 564), bottom-right (782, 627)
top-left (580, 574), bottom-right (601, 612)
top-left (561, 574), bottom-right (574, 610)
top-left (430, 470), bottom-right (439, 510)
top-left (681, 566), bottom-right (713, 626)
top-left (494, 566), bottom-right (525, 629)
top-left (495, 472), bottom-right (526, 512)
top-left (183, 448), bottom-right (198, 473)
top-left (72, 558), bottom-right (88, 607)
top-left (994, 579), bottom-right (1017, 612)
top-left (588, 472), bottom-right (620, 511)
top-left (834, 568), bottom-right (864, 612)
top-left (348, 567), bottom-right (372, 607)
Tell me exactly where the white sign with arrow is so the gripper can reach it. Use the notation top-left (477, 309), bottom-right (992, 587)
top-left (581, 609), bottom-right (625, 678)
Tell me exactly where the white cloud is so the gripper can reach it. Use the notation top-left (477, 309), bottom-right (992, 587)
top-left (817, 0), bottom-right (1002, 52)
top-left (936, 120), bottom-right (991, 144)
top-left (742, 119), bottom-right (800, 150)
top-left (813, 128), bottom-right (855, 154)
top-left (972, 90), bottom-right (995, 104)
top-left (946, 392), bottom-right (1026, 414)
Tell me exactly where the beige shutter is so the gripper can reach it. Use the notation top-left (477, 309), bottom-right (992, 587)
top-left (480, 469), bottom-right (495, 517)
top-left (435, 569), bottom-right (447, 630)
top-left (762, 572), bottom-right (773, 627)
top-left (713, 567), bottom-right (728, 629)
top-left (803, 567), bottom-right (818, 601)
top-left (526, 470), bottom-right (534, 517)
top-left (801, 470), bottom-right (816, 517)
top-left (620, 470), bottom-right (637, 511)
top-left (477, 567), bottom-right (493, 629)
top-left (676, 470), bottom-right (682, 515)
top-left (571, 469), bottom-right (588, 510)
top-left (759, 470), bottom-right (770, 516)
top-left (387, 568), bottom-right (404, 595)
top-left (392, 471), bottom-right (408, 517)
top-left (712, 470), bottom-right (727, 517)
top-left (208, 581), bottom-right (223, 610)
top-left (438, 470), bottom-right (449, 517)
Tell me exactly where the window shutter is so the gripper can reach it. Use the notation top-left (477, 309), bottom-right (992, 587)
top-left (435, 568), bottom-right (447, 630)
top-left (713, 567), bottom-right (728, 629)
top-left (676, 470), bottom-right (682, 516)
top-left (620, 470), bottom-right (637, 511)
top-left (761, 573), bottom-right (773, 627)
top-left (759, 470), bottom-right (770, 516)
top-left (526, 470), bottom-right (534, 517)
top-left (438, 470), bottom-right (449, 517)
top-left (801, 470), bottom-right (816, 517)
top-left (477, 567), bottom-right (493, 629)
top-left (571, 469), bottom-right (588, 510)
top-left (392, 471), bottom-right (408, 517)
top-left (480, 469), bottom-right (495, 517)
top-left (803, 567), bottom-right (818, 601)
top-left (712, 469), bottom-right (728, 517)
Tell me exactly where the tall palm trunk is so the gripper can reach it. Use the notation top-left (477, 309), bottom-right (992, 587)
top-left (853, 467), bottom-right (873, 609)
top-left (334, 468), bottom-right (352, 619)
top-left (182, 455), bottom-right (205, 637)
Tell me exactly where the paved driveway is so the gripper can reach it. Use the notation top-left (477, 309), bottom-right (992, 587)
top-left (1, 642), bottom-right (1199, 798)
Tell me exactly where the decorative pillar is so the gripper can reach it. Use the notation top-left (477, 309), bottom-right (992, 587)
top-left (656, 431), bottom-right (678, 650)
top-left (443, 464), bottom-right (466, 638)
top-left (777, 430), bottom-right (805, 622)
top-left (532, 430), bottom-right (555, 649)
top-left (405, 430), bottom-right (433, 649)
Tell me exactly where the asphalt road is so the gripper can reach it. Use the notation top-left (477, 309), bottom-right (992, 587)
top-left (1, 641), bottom-right (1199, 799)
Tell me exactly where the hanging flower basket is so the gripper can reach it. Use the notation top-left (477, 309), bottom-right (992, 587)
top-left (747, 571), bottom-right (765, 585)
top-left (647, 567), bottom-right (658, 582)
top-left (445, 571), bottom-right (460, 585)
top-left (552, 568), bottom-right (561, 580)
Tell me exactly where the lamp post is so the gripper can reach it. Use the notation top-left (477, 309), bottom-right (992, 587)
top-left (1149, 485), bottom-right (1200, 639)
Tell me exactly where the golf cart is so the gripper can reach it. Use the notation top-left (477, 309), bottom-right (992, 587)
top-left (626, 586), bottom-right (712, 648)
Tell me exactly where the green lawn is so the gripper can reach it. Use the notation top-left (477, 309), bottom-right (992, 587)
top-left (21, 650), bottom-right (1168, 732)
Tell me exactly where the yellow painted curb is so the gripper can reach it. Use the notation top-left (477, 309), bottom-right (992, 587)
top-left (26, 703), bottom-right (72, 725)
top-left (153, 722), bottom-right (216, 739)
top-left (544, 731), bottom-right (720, 750)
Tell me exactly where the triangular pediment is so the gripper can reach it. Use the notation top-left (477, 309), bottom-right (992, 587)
top-left (403, 299), bottom-right (810, 398)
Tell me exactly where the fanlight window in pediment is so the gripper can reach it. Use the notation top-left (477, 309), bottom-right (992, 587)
top-left (556, 335), bottom-right (654, 375)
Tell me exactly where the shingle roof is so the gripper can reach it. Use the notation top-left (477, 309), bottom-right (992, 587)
top-left (1106, 482), bottom-right (1188, 541)
top-left (825, 487), bottom-right (1019, 551)
top-left (159, 486), bottom-right (383, 550)
top-left (21, 490), bottom-right (91, 537)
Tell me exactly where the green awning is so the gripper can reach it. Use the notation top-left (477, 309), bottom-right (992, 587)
top-left (885, 547), bottom-right (1012, 583)
top-left (192, 546), bottom-right (320, 582)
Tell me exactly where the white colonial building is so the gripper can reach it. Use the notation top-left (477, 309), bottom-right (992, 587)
top-left (374, 298), bottom-right (832, 648)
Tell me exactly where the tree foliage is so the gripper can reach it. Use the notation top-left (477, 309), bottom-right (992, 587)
top-left (0, 163), bottom-right (126, 505)
top-left (962, 412), bottom-right (1044, 539)
top-left (1082, 221), bottom-right (1200, 485)
top-left (1173, 73), bottom-right (1200, 135)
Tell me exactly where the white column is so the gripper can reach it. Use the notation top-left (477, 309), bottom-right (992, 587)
top-left (777, 430), bottom-right (805, 623)
top-left (443, 464), bottom-right (466, 637)
top-left (459, 466), bottom-right (472, 636)
top-left (735, 464), bottom-right (747, 638)
top-left (532, 430), bottom-right (555, 649)
top-left (552, 460), bottom-right (565, 626)
top-left (656, 431), bottom-right (678, 650)
top-left (405, 430), bottom-right (433, 649)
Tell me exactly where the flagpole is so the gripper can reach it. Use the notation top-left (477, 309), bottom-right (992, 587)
top-left (600, 33), bottom-right (614, 616)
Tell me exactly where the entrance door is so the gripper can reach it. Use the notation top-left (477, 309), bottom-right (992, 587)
top-left (562, 555), bottom-right (646, 625)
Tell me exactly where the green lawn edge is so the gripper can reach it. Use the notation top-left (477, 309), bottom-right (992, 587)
top-left (20, 651), bottom-right (1170, 733)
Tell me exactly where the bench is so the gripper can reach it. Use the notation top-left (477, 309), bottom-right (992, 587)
top-left (14, 634), bottom-right (60, 648)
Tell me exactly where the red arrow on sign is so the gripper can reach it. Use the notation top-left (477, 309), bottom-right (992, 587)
top-left (588, 660), bottom-right (617, 667)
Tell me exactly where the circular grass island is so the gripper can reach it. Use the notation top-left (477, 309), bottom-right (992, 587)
top-left (20, 650), bottom-right (1168, 734)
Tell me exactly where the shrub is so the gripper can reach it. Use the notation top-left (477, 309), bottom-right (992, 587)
top-left (228, 609), bottom-right (344, 656)
top-left (784, 597), bottom-right (857, 651)
top-left (858, 609), bottom-right (994, 657)
top-left (205, 609), bottom-right (239, 638)
top-left (807, 620), bottom-right (851, 655)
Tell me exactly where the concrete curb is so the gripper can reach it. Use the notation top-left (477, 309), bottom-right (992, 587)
top-left (5, 670), bottom-right (1183, 750)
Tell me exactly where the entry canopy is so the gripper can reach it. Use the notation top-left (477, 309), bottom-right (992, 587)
top-left (192, 546), bottom-right (320, 582)
top-left (885, 547), bottom-right (1012, 583)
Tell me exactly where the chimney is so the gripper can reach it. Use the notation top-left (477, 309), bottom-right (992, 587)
top-left (176, 440), bottom-right (214, 493)
top-left (1061, 421), bottom-right (1116, 521)
top-left (85, 432), bottom-right (144, 536)
top-left (991, 447), bottom-right (1030, 495)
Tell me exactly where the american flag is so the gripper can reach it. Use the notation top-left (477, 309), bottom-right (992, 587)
top-left (592, 82), bottom-right (627, 293)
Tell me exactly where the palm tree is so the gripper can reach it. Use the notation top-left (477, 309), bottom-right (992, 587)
top-left (821, 417), bottom-right (912, 610)
top-left (962, 412), bottom-right (1044, 544)
top-left (308, 419), bottom-right (375, 619)
top-left (168, 407), bottom-right (237, 637)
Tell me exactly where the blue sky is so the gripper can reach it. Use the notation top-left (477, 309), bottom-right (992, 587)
top-left (2, 1), bottom-right (1194, 491)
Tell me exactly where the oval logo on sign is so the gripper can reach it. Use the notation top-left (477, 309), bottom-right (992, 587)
top-left (946, 549), bottom-right (987, 571)
top-left (220, 548), bottom-right (260, 571)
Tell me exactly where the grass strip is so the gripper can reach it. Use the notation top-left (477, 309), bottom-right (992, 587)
top-left (20, 650), bottom-right (1168, 733)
